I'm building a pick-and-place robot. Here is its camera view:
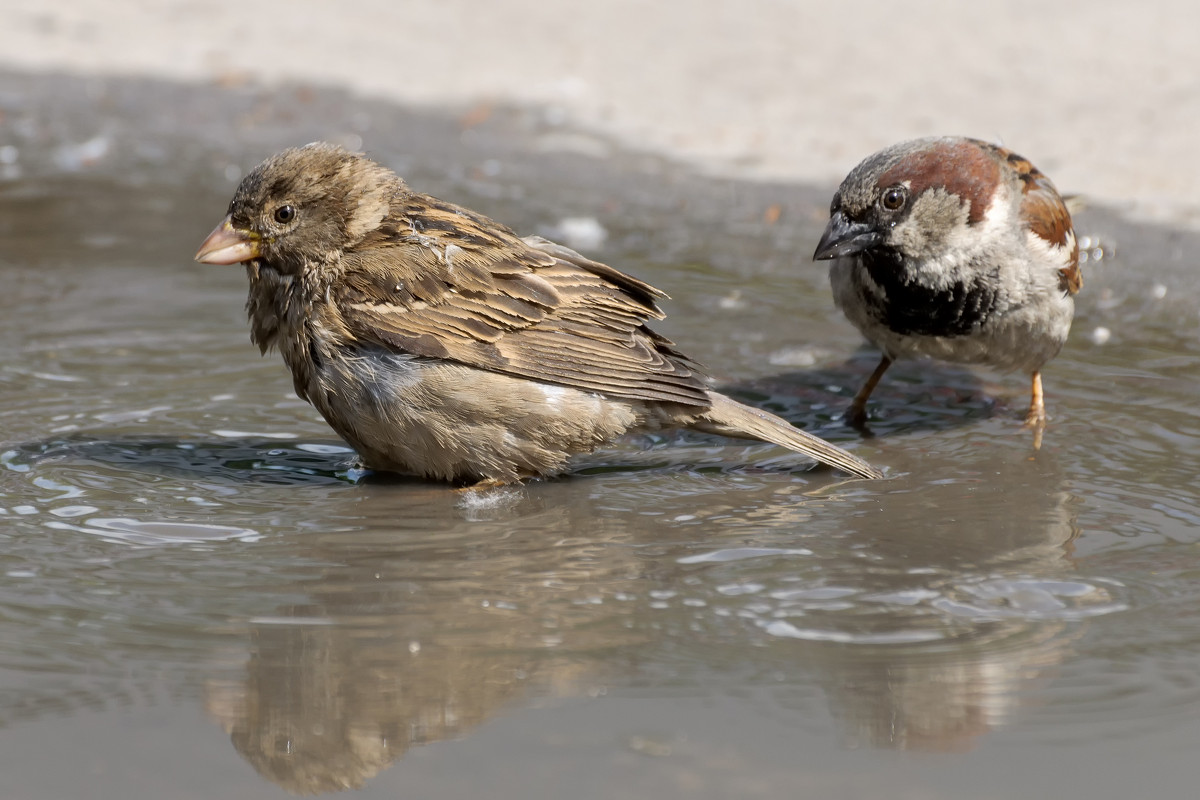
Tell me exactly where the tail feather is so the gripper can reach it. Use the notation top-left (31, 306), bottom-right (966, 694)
top-left (694, 392), bottom-right (882, 479)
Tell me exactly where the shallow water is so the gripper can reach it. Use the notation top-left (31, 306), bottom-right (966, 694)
top-left (3, 72), bottom-right (1200, 798)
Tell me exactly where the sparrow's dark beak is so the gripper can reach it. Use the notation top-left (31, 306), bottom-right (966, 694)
top-left (194, 215), bottom-right (261, 265)
top-left (812, 211), bottom-right (882, 261)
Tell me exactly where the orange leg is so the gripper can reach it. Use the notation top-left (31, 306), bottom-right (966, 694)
top-left (1024, 371), bottom-right (1046, 426)
top-left (846, 355), bottom-right (892, 429)
top-left (1024, 371), bottom-right (1046, 449)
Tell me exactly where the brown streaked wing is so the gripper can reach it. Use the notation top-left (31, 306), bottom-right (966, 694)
top-left (335, 201), bottom-right (711, 406)
top-left (522, 236), bottom-right (669, 310)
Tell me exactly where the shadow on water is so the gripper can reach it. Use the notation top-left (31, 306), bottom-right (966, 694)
top-left (4, 435), bottom-right (358, 486)
top-left (2, 69), bottom-right (1200, 797)
top-left (727, 349), bottom-right (999, 440)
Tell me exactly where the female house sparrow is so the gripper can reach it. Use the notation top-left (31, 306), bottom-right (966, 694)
top-left (195, 143), bottom-right (880, 483)
top-left (813, 136), bottom-right (1081, 430)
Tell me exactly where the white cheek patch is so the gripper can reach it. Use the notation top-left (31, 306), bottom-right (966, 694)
top-left (960, 183), bottom-right (1011, 249)
top-left (905, 182), bottom-right (1023, 286)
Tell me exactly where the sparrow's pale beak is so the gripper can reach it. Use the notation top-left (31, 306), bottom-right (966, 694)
top-left (812, 211), bottom-right (882, 261)
top-left (194, 215), bottom-right (261, 265)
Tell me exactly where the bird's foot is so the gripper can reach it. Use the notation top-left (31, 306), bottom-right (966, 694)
top-left (1022, 411), bottom-right (1046, 450)
top-left (844, 403), bottom-right (874, 436)
top-left (455, 477), bottom-right (517, 492)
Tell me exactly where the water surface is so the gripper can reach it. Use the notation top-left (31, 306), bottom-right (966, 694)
top-left (2, 72), bottom-right (1199, 798)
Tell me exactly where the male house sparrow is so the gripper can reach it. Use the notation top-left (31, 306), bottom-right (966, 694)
top-left (813, 136), bottom-right (1080, 430)
top-left (195, 143), bottom-right (880, 483)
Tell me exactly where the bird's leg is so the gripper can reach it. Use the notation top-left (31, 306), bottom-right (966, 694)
top-left (456, 477), bottom-right (516, 492)
top-left (1024, 371), bottom-right (1046, 426)
top-left (846, 355), bottom-right (892, 430)
top-left (456, 469), bottom-right (544, 491)
top-left (1024, 371), bottom-right (1046, 449)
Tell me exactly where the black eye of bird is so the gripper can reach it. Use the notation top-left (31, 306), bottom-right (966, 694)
top-left (881, 187), bottom-right (907, 211)
top-left (273, 205), bottom-right (296, 224)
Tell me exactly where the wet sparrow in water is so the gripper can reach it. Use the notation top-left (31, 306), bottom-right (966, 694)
top-left (196, 143), bottom-right (880, 484)
top-left (814, 136), bottom-right (1080, 433)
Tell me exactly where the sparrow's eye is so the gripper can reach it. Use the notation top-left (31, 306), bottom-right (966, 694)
top-left (273, 205), bottom-right (296, 224)
top-left (881, 187), bottom-right (907, 211)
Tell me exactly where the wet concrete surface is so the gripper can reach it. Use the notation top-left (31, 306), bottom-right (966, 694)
top-left (2, 71), bottom-right (1200, 798)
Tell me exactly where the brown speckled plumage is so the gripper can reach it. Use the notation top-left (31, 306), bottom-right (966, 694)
top-left (815, 136), bottom-right (1079, 431)
top-left (197, 143), bottom-right (880, 483)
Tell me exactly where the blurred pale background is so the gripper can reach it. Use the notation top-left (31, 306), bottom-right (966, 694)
top-left (2, 0), bottom-right (1197, 224)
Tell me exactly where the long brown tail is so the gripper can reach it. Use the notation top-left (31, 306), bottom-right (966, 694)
top-left (693, 392), bottom-right (882, 479)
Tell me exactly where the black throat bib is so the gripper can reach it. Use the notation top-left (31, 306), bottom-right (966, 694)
top-left (860, 250), bottom-right (999, 338)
